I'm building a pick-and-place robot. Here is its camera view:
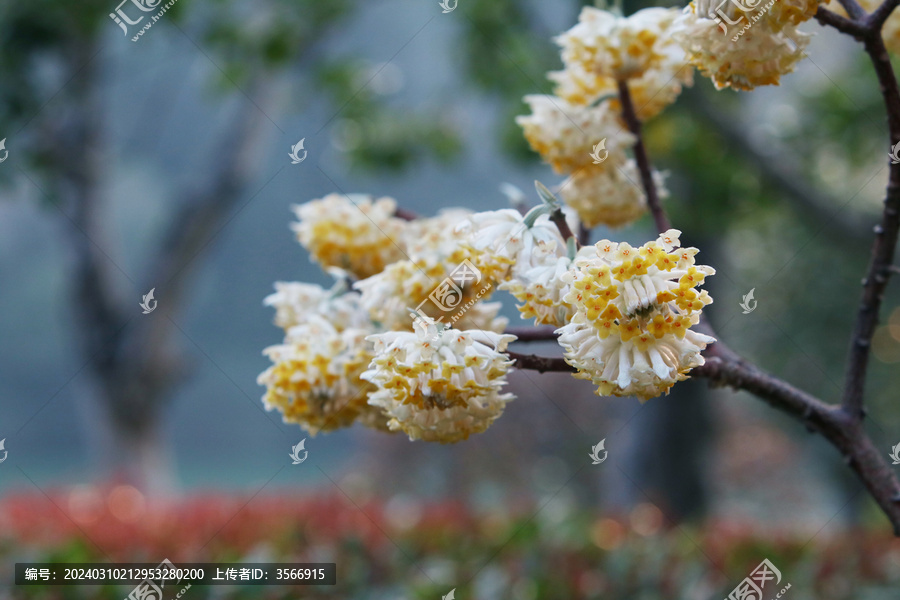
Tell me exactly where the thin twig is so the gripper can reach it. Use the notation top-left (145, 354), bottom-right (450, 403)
top-left (550, 208), bottom-right (579, 246)
top-left (508, 351), bottom-right (572, 373)
top-left (868, 0), bottom-right (900, 29)
top-left (578, 223), bottom-right (592, 246)
top-left (838, 0), bottom-right (869, 20)
top-left (394, 207), bottom-right (419, 221)
top-left (505, 325), bottom-right (559, 342)
top-left (843, 32), bottom-right (900, 418)
top-left (616, 79), bottom-right (671, 233)
top-left (815, 6), bottom-right (869, 38)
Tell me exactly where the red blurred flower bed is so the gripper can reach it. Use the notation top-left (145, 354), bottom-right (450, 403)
top-left (2, 488), bottom-right (900, 599)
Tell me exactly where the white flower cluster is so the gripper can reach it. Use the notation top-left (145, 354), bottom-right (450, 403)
top-left (673, 0), bottom-right (820, 90)
top-left (258, 3), bottom-right (745, 443)
top-left (361, 317), bottom-right (516, 443)
top-left (551, 6), bottom-right (693, 120)
top-left (516, 6), bottom-right (684, 229)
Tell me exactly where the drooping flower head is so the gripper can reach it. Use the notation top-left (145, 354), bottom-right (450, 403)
top-left (263, 271), bottom-right (369, 332)
top-left (550, 6), bottom-right (693, 120)
top-left (557, 230), bottom-right (716, 401)
top-left (516, 95), bottom-right (635, 174)
top-left (557, 6), bottom-right (689, 81)
top-left (292, 194), bottom-right (406, 279)
top-left (402, 208), bottom-right (475, 261)
top-left (558, 160), bottom-right (669, 229)
top-left (501, 252), bottom-right (579, 326)
top-left (458, 205), bottom-right (576, 283)
top-left (353, 255), bottom-right (506, 333)
top-left (361, 317), bottom-right (516, 443)
top-left (258, 317), bottom-right (389, 435)
top-left (674, 0), bottom-right (813, 91)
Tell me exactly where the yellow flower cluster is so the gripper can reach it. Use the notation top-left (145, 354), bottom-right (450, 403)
top-left (674, 0), bottom-right (818, 91)
top-left (552, 7), bottom-right (693, 120)
top-left (516, 7), bottom-right (683, 229)
top-left (559, 161), bottom-right (661, 229)
top-left (361, 317), bottom-right (516, 443)
top-left (354, 251), bottom-right (506, 333)
top-left (292, 194), bottom-right (405, 279)
top-left (557, 230), bottom-right (716, 401)
top-left (258, 317), bottom-right (389, 435)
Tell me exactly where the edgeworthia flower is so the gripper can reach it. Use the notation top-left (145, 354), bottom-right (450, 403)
top-left (457, 206), bottom-right (575, 282)
top-left (292, 193), bottom-right (406, 279)
top-left (558, 160), bottom-right (669, 229)
top-left (516, 95), bottom-right (636, 174)
top-left (353, 255), bottom-right (506, 333)
top-left (361, 316), bottom-right (516, 443)
top-left (556, 230), bottom-right (716, 401)
top-left (258, 316), bottom-right (388, 435)
top-left (550, 6), bottom-right (692, 120)
top-left (263, 273), bottom-right (369, 332)
top-left (674, 0), bottom-right (813, 91)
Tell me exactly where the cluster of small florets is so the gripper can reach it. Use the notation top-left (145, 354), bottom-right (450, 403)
top-left (673, 0), bottom-right (820, 91)
top-left (260, 189), bottom-right (717, 442)
top-left (516, 6), bottom-right (684, 229)
top-left (257, 1), bottom-right (768, 443)
top-left (557, 230), bottom-right (715, 401)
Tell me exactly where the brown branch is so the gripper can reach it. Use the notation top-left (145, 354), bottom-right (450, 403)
top-left (394, 207), bottom-right (419, 221)
top-left (508, 340), bottom-right (900, 533)
top-left (505, 325), bottom-right (558, 342)
top-left (508, 351), bottom-right (572, 373)
top-left (816, 6), bottom-right (869, 38)
top-left (550, 208), bottom-right (579, 245)
top-left (578, 223), bottom-right (591, 246)
top-left (868, 0), bottom-right (900, 28)
top-left (694, 347), bottom-right (900, 534)
top-left (843, 32), bottom-right (900, 418)
top-left (617, 78), bottom-right (671, 234)
top-left (838, 0), bottom-right (868, 19)
top-left (499, 67), bottom-right (900, 533)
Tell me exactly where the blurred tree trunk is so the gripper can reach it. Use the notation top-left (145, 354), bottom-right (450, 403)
top-left (47, 39), bottom-right (271, 491)
top-left (622, 379), bottom-right (713, 521)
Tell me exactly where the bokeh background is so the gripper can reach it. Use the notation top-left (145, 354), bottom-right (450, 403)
top-left (2, 0), bottom-right (900, 597)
